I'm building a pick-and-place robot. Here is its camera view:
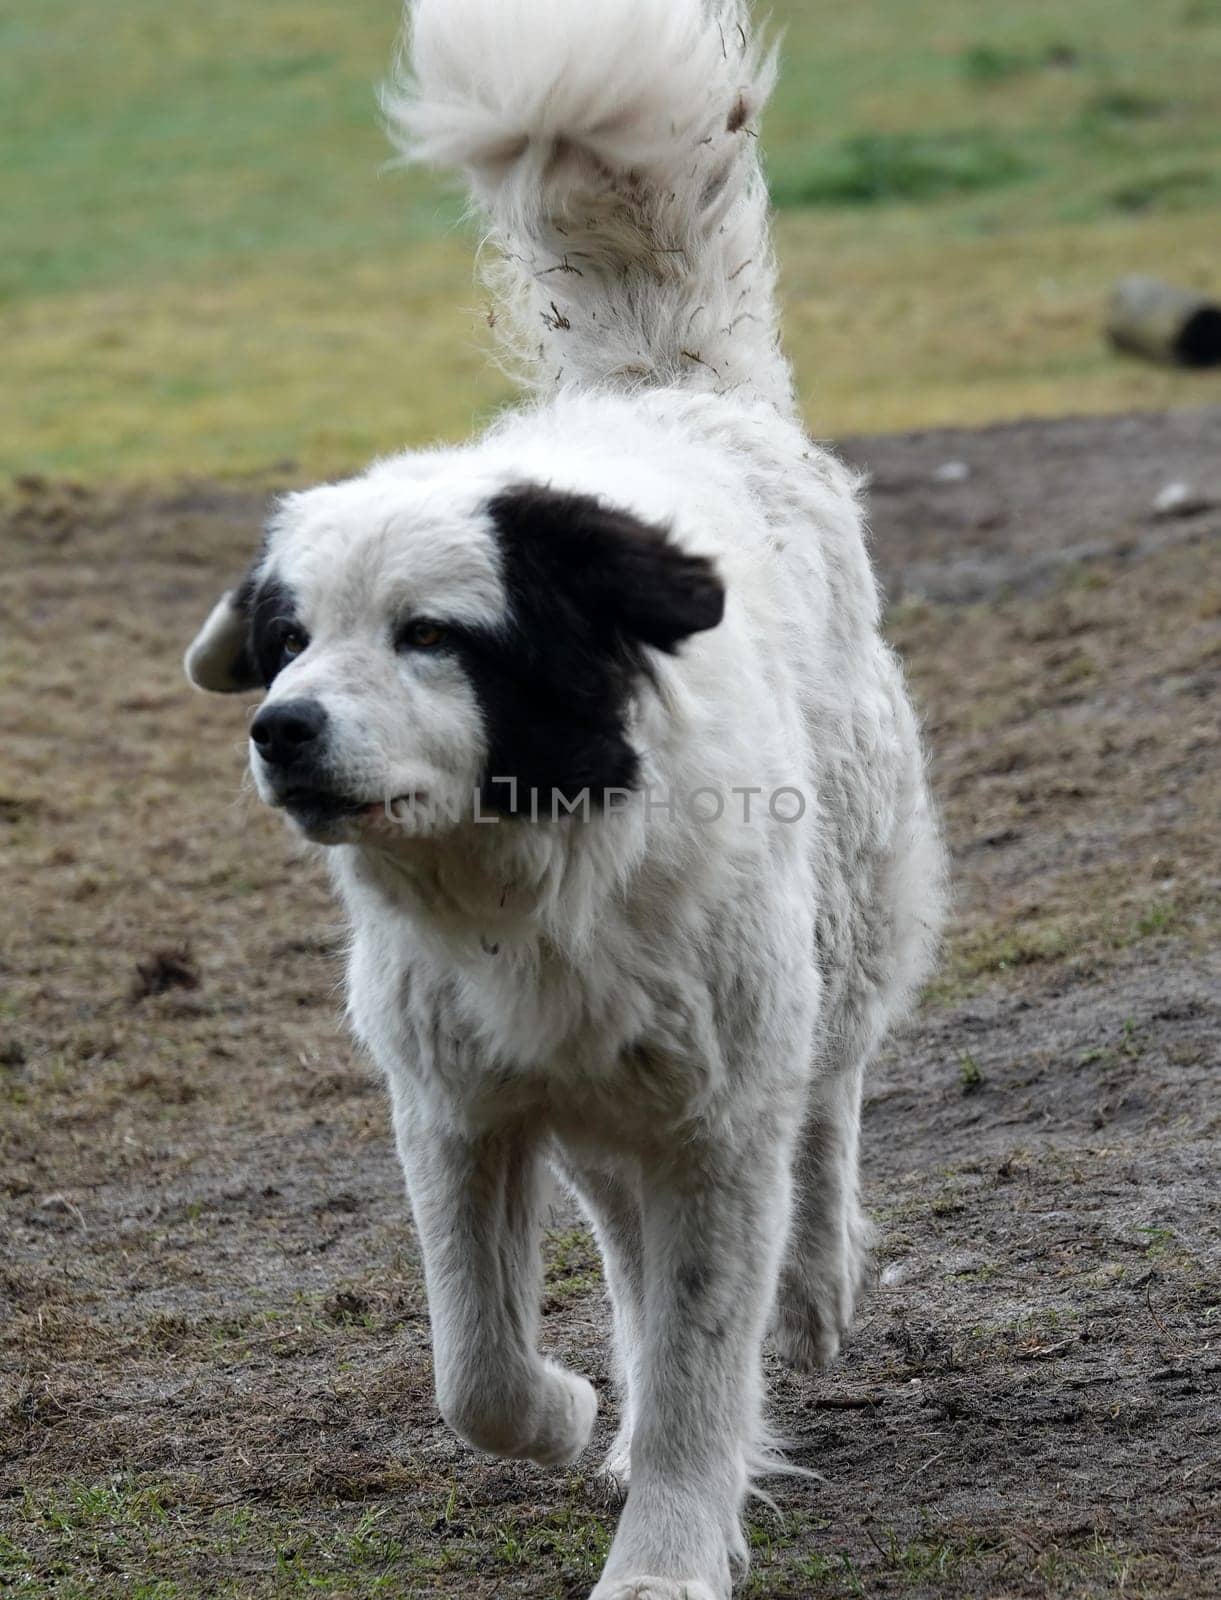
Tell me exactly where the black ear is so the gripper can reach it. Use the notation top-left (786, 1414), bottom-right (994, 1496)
top-left (488, 485), bottom-right (725, 654)
top-left (183, 582), bottom-right (260, 694)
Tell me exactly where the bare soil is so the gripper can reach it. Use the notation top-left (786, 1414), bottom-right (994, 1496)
top-left (1, 408), bottom-right (1218, 1599)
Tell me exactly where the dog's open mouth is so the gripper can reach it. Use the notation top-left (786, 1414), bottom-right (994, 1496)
top-left (279, 787), bottom-right (368, 825)
top-left (278, 789), bottom-right (429, 829)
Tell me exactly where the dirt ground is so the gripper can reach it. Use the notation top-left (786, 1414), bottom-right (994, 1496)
top-left (1, 408), bottom-right (1218, 1599)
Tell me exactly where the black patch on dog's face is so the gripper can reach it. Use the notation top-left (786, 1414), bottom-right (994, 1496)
top-left (246, 574), bottom-right (305, 689)
top-left (457, 485), bottom-right (724, 816)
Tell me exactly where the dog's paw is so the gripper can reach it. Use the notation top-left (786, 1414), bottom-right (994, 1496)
top-left (772, 1290), bottom-right (846, 1370)
top-left (594, 1426), bottom-right (632, 1502)
top-left (524, 1365), bottom-right (598, 1467)
top-left (590, 1579), bottom-right (720, 1600)
top-left (773, 1223), bottom-right (874, 1372)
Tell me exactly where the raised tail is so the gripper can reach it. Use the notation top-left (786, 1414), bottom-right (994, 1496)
top-left (386, 0), bottom-right (794, 409)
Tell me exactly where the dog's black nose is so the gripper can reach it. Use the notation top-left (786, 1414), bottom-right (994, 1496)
top-left (250, 700), bottom-right (328, 768)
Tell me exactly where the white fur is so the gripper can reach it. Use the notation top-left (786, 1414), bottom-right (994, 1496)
top-left (385, 0), bottom-right (791, 407)
top-left (187, 4), bottom-right (945, 1596)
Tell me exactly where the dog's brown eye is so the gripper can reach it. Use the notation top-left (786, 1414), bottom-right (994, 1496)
top-left (402, 620), bottom-right (447, 650)
top-left (281, 630), bottom-right (308, 662)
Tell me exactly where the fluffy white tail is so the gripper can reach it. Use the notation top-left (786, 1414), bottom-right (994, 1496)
top-left (386, 0), bottom-right (793, 409)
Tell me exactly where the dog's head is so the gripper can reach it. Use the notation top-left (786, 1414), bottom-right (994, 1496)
top-left (185, 468), bottom-right (724, 845)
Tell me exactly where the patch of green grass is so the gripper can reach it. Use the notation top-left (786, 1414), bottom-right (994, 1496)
top-left (544, 1225), bottom-right (604, 1304)
top-left (0, 0), bottom-right (458, 304)
top-left (785, 1551), bottom-right (865, 1595)
top-left (929, 875), bottom-right (1202, 1008)
top-left (962, 45), bottom-right (1040, 86)
top-left (962, 42), bottom-right (1083, 85)
top-left (1133, 902), bottom-right (1180, 938)
top-left (1135, 1224), bottom-right (1177, 1259)
top-left (957, 918), bottom-right (1076, 980)
top-left (0, 1533), bottom-right (35, 1576)
top-left (22, 1480), bottom-right (173, 1540)
top-left (952, 1260), bottom-right (1000, 1282)
top-left (4, 0), bottom-right (1221, 479)
top-left (751, 1521), bottom-right (1004, 1596)
top-left (877, 1528), bottom-right (993, 1583)
top-left (1080, 86), bottom-right (1171, 123)
top-left (958, 1050), bottom-right (985, 1094)
top-left (8, 1482), bottom-right (187, 1600)
top-left (773, 131), bottom-right (1030, 209)
top-left (1033, 1533), bottom-right (1184, 1598)
top-left (13, 1485), bottom-right (489, 1598)
top-left (490, 1508), bottom-right (612, 1579)
top-left (1105, 165), bottom-right (1221, 214)
top-left (737, 1513), bottom-right (867, 1597)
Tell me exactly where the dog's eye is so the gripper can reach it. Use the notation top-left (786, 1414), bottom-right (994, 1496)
top-left (280, 630), bottom-right (308, 664)
top-left (400, 620), bottom-right (448, 651)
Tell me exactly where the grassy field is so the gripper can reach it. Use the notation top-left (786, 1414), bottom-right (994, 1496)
top-left (3, 0), bottom-right (1221, 479)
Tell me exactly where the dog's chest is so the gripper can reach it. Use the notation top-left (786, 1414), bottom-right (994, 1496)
top-left (345, 910), bottom-right (765, 1136)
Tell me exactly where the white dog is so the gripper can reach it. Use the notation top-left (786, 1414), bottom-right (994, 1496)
top-left (186, 3), bottom-right (944, 1595)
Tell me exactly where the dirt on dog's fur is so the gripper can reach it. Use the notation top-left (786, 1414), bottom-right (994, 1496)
top-left (2, 408), bottom-right (1218, 1598)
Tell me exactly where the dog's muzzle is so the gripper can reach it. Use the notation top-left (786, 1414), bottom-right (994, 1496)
top-left (250, 699), bottom-right (329, 769)
top-left (250, 699), bottom-right (362, 826)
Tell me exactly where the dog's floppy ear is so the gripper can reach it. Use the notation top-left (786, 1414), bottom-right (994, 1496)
top-left (488, 485), bottom-right (725, 654)
top-left (184, 587), bottom-right (260, 694)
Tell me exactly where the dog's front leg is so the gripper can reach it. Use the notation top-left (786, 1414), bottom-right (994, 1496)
top-left (392, 1098), bottom-right (598, 1466)
top-left (591, 1132), bottom-right (794, 1600)
top-left (559, 1156), bottom-right (646, 1495)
